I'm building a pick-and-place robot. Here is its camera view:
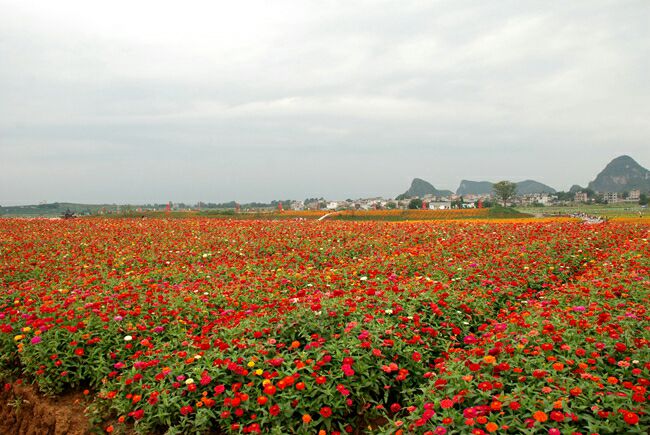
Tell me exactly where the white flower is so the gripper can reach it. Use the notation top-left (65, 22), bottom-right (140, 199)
top-left (360, 276), bottom-right (368, 281)
top-left (385, 309), bottom-right (393, 315)
top-left (124, 335), bottom-right (133, 341)
top-left (185, 378), bottom-right (195, 385)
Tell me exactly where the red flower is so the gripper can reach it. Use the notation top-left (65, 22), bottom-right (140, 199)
top-left (440, 399), bottom-right (454, 409)
top-left (623, 412), bottom-right (639, 425)
top-left (214, 384), bottom-right (225, 395)
top-left (320, 407), bottom-right (332, 418)
top-left (336, 384), bottom-right (350, 396)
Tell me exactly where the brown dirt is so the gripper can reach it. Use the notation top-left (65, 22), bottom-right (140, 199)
top-left (0, 382), bottom-right (91, 435)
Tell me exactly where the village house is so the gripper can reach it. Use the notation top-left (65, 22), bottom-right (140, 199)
top-left (603, 192), bottom-right (619, 203)
top-left (428, 201), bottom-right (452, 209)
top-left (574, 192), bottom-right (589, 203)
top-left (290, 201), bottom-right (305, 211)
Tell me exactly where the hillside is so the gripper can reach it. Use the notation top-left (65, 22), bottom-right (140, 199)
top-left (587, 155), bottom-right (650, 193)
top-left (516, 180), bottom-right (556, 194)
top-left (456, 179), bottom-right (555, 195)
top-left (456, 180), bottom-right (493, 195)
top-left (400, 178), bottom-right (453, 198)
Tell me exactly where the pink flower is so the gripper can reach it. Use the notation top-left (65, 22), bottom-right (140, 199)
top-left (464, 335), bottom-right (478, 344)
top-left (200, 371), bottom-right (212, 386)
top-left (30, 336), bottom-right (42, 344)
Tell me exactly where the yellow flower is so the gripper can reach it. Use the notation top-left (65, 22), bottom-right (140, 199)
top-left (255, 369), bottom-right (263, 376)
top-left (247, 361), bottom-right (255, 368)
top-left (14, 335), bottom-right (24, 341)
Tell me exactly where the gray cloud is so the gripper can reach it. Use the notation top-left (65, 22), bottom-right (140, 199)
top-left (1, 0), bottom-right (649, 205)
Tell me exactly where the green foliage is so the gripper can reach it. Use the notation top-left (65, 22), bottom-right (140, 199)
top-left (493, 181), bottom-right (517, 206)
top-left (407, 198), bottom-right (423, 209)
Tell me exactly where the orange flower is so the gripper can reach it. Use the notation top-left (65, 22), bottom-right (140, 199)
top-left (486, 422), bottom-right (498, 433)
top-left (490, 401), bottom-right (502, 411)
top-left (302, 414), bottom-right (312, 424)
top-left (570, 387), bottom-right (582, 396)
top-left (533, 411), bottom-right (548, 422)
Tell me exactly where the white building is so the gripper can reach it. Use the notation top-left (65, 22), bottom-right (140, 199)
top-left (574, 192), bottom-right (588, 203)
top-left (604, 192), bottom-right (619, 203)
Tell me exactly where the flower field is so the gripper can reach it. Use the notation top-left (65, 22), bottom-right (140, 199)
top-left (1, 218), bottom-right (649, 434)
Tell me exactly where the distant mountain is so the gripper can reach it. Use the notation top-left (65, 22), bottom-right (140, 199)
top-left (587, 155), bottom-right (650, 193)
top-left (516, 180), bottom-right (556, 194)
top-left (401, 178), bottom-right (453, 198)
top-left (569, 185), bottom-right (585, 193)
top-left (456, 180), bottom-right (493, 195)
top-left (456, 179), bottom-right (555, 195)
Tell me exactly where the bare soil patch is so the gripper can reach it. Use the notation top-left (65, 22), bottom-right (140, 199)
top-left (0, 382), bottom-right (90, 435)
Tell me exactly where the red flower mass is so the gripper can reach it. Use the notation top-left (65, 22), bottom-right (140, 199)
top-left (0, 218), bottom-right (648, 433)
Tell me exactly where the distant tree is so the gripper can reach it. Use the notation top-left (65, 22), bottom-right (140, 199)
top-left (62, 209), bottom-right (75, 219)
top-left (386, 201), bottom-right (397, 209)
top-left (493, 181), bottom-right (517, 206)
top-left (395, 193), bottom-right (408, 201)
top-left (408, 198), bottom-right (423, 209)
top-left (640, 193), bottom-right (648, 206)
top-left (451, 196), bottom-right (465, 209)
top-left (622, 191), bottom-right (630, 199)
top-left (555, 191), bottom-right (574, 202)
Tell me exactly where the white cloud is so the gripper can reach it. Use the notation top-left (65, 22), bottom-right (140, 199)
top-left (1, 0), bottom-right (649, 203)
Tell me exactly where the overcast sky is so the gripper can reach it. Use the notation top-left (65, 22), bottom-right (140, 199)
top-left (1, 0), bottom-right (649, 205)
